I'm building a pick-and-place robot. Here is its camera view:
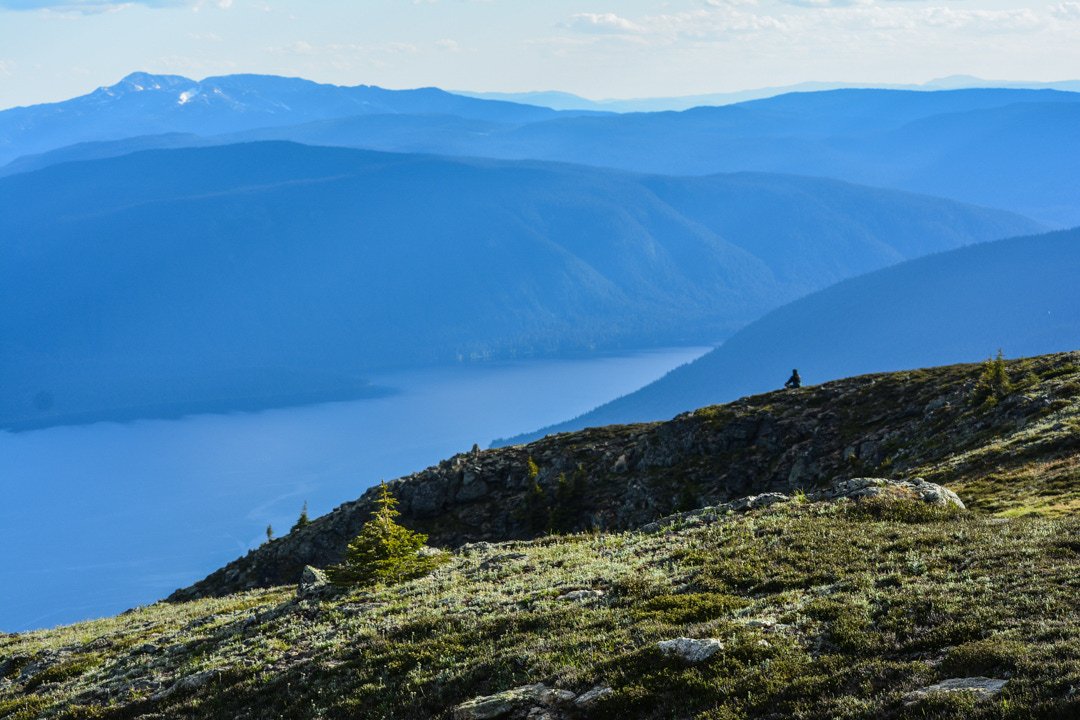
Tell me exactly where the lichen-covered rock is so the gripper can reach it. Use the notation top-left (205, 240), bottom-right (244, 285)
top-left (452, 684), bottom-right (575, 720)
top-left (297, 566), bottom-right (329, 598)
top-left (812, 477), bottom-right (966, 509)
top-left (903, 677), bottom-right (1008, 705)
top-left (643, 476), bottom-right (965, 533)
top-left (574, 685), bottom-right (613, 708)
top-left (726, 492), bottom-right (791, 512)
top-left (656, 637), bottom-right (724, 663)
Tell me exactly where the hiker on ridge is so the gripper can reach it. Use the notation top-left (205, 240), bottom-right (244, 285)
top-left (784, 369), bottom-right (802, 389)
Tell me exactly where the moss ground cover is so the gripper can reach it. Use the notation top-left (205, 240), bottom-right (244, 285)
top-left (2, 498), bottom-right (1077, 719)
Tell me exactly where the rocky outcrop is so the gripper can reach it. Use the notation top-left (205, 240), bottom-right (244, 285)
top-left (170, 352), bottom-right (1080, 602)
top-left (641, 476), bottom-right (964, 532)
top-left (812, 477), bottom-right (965, 508)
top-left (295, 566), bottom-right (330, 600)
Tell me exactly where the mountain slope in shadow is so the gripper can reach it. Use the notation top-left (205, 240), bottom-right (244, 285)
top-left (0, 142), bottom-right (1040, 430)
top-left (499, 227), bottom-right (1080, 445)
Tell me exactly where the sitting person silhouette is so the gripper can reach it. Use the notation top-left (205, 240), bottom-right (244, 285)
top-left (784, 369), bottom-right (802, 389)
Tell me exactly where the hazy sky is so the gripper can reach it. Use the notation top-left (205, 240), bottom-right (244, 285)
top-left (1, 0), bottom-right (1079, 108)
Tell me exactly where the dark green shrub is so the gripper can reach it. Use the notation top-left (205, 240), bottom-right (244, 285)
top-left (940, 638), bottom-right (1027, 677)
top-left (844, 495), bottom-right (963, 524)
top-left (634, 592), bottom-right (747, 624)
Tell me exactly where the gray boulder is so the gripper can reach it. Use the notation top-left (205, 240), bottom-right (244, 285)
top-left (812, 477), bottom-right (966, 509)
top-left (903, 677), bottom-right (1008, 705)
top-left (574, 685), bottom-right (613, 708)
top-left (297, 565), bottom-right (330, 599)
top-left (656, 637), bottom-right (724, 663)
top-left (452, 684), bottom-right (576, 720)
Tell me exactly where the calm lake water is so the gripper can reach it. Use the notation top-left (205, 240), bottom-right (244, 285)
top-left (0, 347), bottom-right (707, 632)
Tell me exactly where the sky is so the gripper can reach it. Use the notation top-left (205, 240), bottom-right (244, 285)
top-left (1, 0), bottom-right (1079, 109)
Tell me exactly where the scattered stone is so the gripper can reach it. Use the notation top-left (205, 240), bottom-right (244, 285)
top-left (656, 637), bottom-right (724, 664)
top-left (556, 589), bottom-right (604, 602)
top-left (452, 684), bottom-right (575, 720)
top-left (574, 685), bottom-right (613, 708)
top-left (903, 677), bottom-right (1008, 705)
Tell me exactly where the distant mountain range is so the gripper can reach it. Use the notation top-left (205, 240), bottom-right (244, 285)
top-left (498, 227), bottom-right (1080, 446)
top-left (457, 75), bottom-right (1080, 113)
top-left (0, 72), bottom-right (589, 167)
top-left (4, 77), bottom-right (1079, 225)
top-left (0, 142), bottom-right (1039, 430)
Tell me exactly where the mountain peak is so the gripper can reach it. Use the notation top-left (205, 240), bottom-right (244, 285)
top-left (89, 72), bottom-right (198, 100)
top-left (115, 71), bottom-right (195, 91)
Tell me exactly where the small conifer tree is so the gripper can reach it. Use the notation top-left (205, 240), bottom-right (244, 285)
top-left (975, 349), bottom-right (1012, 406)
top-left (265, 524), bottom-right (274, 542)
top-left (291, 501), bottom-right (311, 532)
top-left (328, 482), bottom-right (444, 587)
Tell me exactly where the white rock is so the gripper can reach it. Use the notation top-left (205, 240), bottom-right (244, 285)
top-left (556, 589), bottom-right (605, 602)
top-left (452, 684), bottom-right (575, 720)
top-left (574, 685), bottom-right (614, 708)
top-left (656, 637), bottom-right (724, 663)
top-left (903, 677), bottom-right (1008, 705)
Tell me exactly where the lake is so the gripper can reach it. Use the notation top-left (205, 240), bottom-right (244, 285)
top-left (0, 347), bottom-right (708, 632)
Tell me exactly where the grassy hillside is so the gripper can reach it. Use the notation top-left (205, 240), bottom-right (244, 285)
top-left (503, 227), bottom-right (1080, 446)
top-left (2, 353), bottom-right (1079, 719)
top-left (2, 506), bottom-right (1077, 719)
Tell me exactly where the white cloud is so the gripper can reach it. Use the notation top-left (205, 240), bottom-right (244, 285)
top-left (565, 12), bottom-right (646, 34)
top-left (1052, 1), bottom-right (1080, 18)
top-left (552, 2), bottom-right (1057, 51)
top-left (778, 0), bottom-right (867, 8)
top-left (0, 59), bottom-right (12, 75)
top-left (0, 0), bottom-right (230, 11)
top-left (435, 38), bottom-right (462, 52)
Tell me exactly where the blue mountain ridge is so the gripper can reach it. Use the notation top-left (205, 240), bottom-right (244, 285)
top-left (0, 141), bottom-right (1040, 430)
top-left (497, 226), bottom-right (1080, 446)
